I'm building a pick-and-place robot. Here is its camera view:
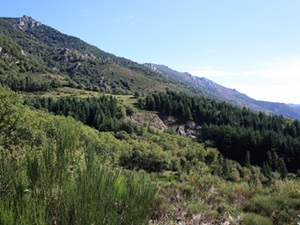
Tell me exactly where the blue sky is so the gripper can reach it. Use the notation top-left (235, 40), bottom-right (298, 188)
top-left (1, 0), bottom-right (300, 103)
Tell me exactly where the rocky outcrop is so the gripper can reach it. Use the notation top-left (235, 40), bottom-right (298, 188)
top-left (21, 49), bottom-right (26, 56)
top-left (143, 63), bottom-right (161, 74)
top-left (59, 48), bottom-right (96, 62)
top-left (17, 15), bottom-right (42, 30)
top-left (176, 121), bottom-right (201, 138)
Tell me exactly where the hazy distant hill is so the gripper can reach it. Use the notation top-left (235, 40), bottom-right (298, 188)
top-left (144, 63), bottom-right (300, 120)
top-left (289, 104), bottom-right (300, 111)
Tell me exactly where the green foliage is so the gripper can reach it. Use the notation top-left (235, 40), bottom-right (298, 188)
top-left (119, 141), bottom-right (172, 172)
top-left (243, 213), bottom-right (273, 225)
top-left (1, 87), bottom-right (300, 225)
top-left (0, 87), bottom-right (156, 225)
top-left (125, 105), bottom-right (136, 116)
top-left (145, 91), bottom-right (300, 174)
top-left (0, 146), bottom-right (156, 225)
top-left (0, 33), bottom-right (53, 92)
top-left (0, 86), bottom-right (23, 125)
top-left (204, 147), bottom-right (219, 165)
top-left (0, 74), bottom-right (52, 92)
top-left (0, 86), bottom-right (25, 147)
top-left (244, 195), bottom-right (300, 224)
top-left (228, 168), bottom-right (241, 182)
top-left (188, 201), bottom-right (208, 214)
top-left (24, 95), bottom-right (129, 132)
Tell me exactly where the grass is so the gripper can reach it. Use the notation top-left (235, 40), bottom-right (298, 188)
top-left (22, 87), bottom-right (139, 108)
top-left (113, 94), bottom-right (137, 108)
top-left (21, 86), bottom-right (102, 98)
top-left (0, 111), bottom-right (157, 225)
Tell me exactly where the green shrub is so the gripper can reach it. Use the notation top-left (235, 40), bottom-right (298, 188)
top-left (245, 195), bottom-right (278, 217)
top-left (244, 194), bottom-right (300, 224)
top-left (227, 168), bottom-right (240, 181)
top-left (243, 213), bottom-right (272, 225)
top-left (119, 144), bottom-right (172, 172)
top-left (126, 105), bottom-right (135, 116)
top-left (188, 201), bottom-right (208, 214)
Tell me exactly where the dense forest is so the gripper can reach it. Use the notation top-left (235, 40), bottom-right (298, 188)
top-left (144, 91), bottom-right (300, 175)
top-left (25, 96), bottom-right (130, 132)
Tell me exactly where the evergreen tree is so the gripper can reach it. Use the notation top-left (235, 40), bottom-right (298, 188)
top-left (262, 162), bottom-right (272, 180)
top-left (244, 151), bottom-right (251, 168)
top-left (222, 158), bottom-right (230, 178)
top-left (278, 158), bottom-right (288, 179)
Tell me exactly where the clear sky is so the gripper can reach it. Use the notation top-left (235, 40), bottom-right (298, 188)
top-left (1, 0), bottom-right (300, 103)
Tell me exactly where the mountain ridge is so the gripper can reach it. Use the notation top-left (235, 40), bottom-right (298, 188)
top-left (0, 15), bottom-right (199, 95)
top-left (144, 63), bottom-right (300, 120)
top-left (1, 15), bottom-right (300, 120)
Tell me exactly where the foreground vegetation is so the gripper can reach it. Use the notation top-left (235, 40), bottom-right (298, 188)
top-left (0, 87), bottom-right (156, 224)
top-left (0, 86), bottom-right (299, 224)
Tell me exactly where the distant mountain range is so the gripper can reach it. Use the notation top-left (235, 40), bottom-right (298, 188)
top-left (144, 63), bottom-right (300, 120)
top-left (289, 104), bottom-right (300, 111)
top-left (0, 15), bottom-right (300, 120)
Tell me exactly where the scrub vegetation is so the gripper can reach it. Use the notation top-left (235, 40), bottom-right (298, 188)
top-left (0, 16), bottom-right (300, 224)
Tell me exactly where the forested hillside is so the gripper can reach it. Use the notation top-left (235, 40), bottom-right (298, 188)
top-left (144, 91), bottom-right (300, 174)
top-left (1, 15), bottom-right (300, 224)
top-left (0, 16), bottom-right (199, 96)
top-left (1, 86), bottom-right (300, 224)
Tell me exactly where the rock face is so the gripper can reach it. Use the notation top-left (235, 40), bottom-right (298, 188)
top-left (143, 63), bottom-right (161, 73)
top-left (176, 121), bottom-right (201, 138)
top-left (17, 15), bottom-right (42, 30)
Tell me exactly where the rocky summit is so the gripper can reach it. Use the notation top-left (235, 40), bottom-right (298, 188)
top-left (17, 15), bottom-right (42, 30)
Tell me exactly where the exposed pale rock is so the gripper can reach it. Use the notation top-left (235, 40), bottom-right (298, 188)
top-left (21, 49), bottom-right (26, 56)
top-left (176, 121), bottom-right (201, 138)
top-left (17, 15), bottom-right (42, 30)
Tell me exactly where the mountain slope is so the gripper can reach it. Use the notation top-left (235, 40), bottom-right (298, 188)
top-left (0, 15), bottom-right (199, 95)
top-left (1, 15), bottom-right (300, 120)
top-left (289, 104), bottom-right (300, 111)
top-left (144, 63), bottom-right (300, 120)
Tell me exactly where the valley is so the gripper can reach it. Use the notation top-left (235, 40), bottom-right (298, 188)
top-left (0, 15), bottom-right (300, 225)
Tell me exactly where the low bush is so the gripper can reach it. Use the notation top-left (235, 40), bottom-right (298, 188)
top-left (243, 213), bottom-right (272, 225)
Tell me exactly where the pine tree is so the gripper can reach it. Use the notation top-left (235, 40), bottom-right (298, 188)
top-left (278, 158), bottom-right (288, 179)
top-left (185, 107), bottom-right (193, 121)
top-left (222, 158), bottom-right (230, 178)
top-left (244, 151), bottom-right (251, 168)
top-left (262, 162), bottom-right (272, 180)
